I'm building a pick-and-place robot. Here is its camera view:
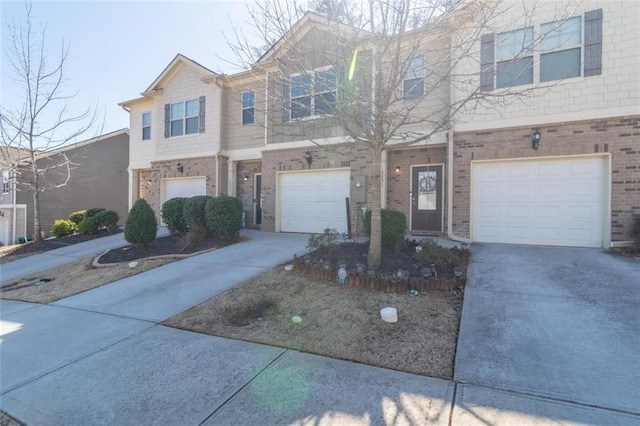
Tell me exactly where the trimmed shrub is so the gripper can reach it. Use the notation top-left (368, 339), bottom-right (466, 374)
top-left (363, 208), bottom-right (407, 248)
top-left (161, 197), bottom-right (188, 235)
top-left (51, 219), bottom-right (77, 237)
top-left (182, 196), bottom-right (212, 246)
top-left (77, 216), bottom-right (99, 235)
top-left (205, 195), bottom-right (243, 238)
top-left (95, 210), bottom-right (119, 232)
top-left (416, 239), bottom-right (461, 272)
top-left (86, 207), bottom-right (106, 218)
top-left (307, 228), bottom-right (341, 251)
top-left (125, 199), bottom-right (157, 247)
top-left (68, 210), bottom-right (87, 225)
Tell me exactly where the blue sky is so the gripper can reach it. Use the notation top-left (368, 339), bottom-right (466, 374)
top-left (1, 0), bottom-right (256, 141)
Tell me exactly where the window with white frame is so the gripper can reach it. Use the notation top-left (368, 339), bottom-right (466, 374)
top-left (2, 170), bottom-right (10, 194)
top-left (404, 55), bottom-right (425, 100)
top-left (481, 9), bottom-right (601, 92)
top-left (170, 99), bottom-right (199, 136)
top-left (289, 67), bottom-right (336, 119)
top-left (242, 90), bottom-right (255, 125)
top-left (142, 112), bottom-right (151, 140)
top-left (540, 16), bottom-right (582, 82)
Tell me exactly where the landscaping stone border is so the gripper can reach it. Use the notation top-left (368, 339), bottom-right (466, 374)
top-left (291, 255), bottom-right (466, 292)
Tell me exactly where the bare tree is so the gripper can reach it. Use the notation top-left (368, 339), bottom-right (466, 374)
top-left (228, 0), bottom-right (576, 267)
top-left (1, 3), bottom-right (99, 241)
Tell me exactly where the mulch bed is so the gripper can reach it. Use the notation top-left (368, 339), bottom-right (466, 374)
top-left (96, 235), bottom-right (243, 264)
top-left (0, 229), bottom-right (123, 261)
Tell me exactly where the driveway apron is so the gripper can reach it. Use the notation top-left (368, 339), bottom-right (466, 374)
top-left (455, 244), bottom-right (640, 414)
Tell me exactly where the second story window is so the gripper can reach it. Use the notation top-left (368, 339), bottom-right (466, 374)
top-left (404, 56), bottom-right (425, 100)
top-left (165, 96), bottom-right (205, 138)
top-left (540, 16), bottom-right (581, 82)
top-left (289, 67), bottom-right (336, 120)
top-left (242, 90), bottom-right (255, 125)
top-left (142, 112), bottom-right (151, 140)
top-left (2, 170), bottom-right (10, 194)
top-left (496, 27), bottom-right (534, 88)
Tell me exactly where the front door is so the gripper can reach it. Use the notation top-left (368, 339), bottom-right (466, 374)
top-left (411, 165), bottom-right (443, 232)
top-left (254, 174), bottom-right (262, 226)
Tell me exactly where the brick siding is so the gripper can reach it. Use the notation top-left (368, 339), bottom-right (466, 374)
top-left (236, 160), bottom-right (262, 228)
top-left (452, 115), bottom-right (640, 242)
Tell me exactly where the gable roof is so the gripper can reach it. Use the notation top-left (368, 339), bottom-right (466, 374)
top-left (119, 54), bottom-right (219, 108)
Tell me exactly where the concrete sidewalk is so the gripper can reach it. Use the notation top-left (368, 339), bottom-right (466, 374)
top-left (0, 228), bottom-right (169, 282)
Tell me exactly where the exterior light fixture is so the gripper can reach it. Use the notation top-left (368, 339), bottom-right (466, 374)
top-left (177, 163), bottom-right (184, 173)
top-left (532, 129), bottom-right (541, 150)
top-left (303, 150), bottom-right (313, 166)
top-left (243, 175), bottom-right (249, 182)
top-left (395, 166), bottom-right (401, 175)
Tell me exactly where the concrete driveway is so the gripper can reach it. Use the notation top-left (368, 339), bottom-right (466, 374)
top-left (454, 244), bottom-right (640, 418)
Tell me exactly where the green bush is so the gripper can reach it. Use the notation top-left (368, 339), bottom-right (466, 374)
top-left (161, 197), bottom-right (188, 235)
top-left (77, 216), bottom-right (99, 235)
top-left (363, 208), bottom-right (407, 248)
top-left (95, 210), bottom-right (119, 232)
top-left (307, 228), bottom-right (341, 250)
top-left (205, 195), bottom-right (243, 238)
top-left (183, 196), bottom-right (211, 229)
top-left (85, 207), bottom-right (106, 218)
top-left (415, 239), bottom-right (461, 272)
top-left (125, 199), bottom-right (157, 247)
top-left (68, 210), bottom-right (87, 225)
top-left (51, 219), bottom-right (77, 237)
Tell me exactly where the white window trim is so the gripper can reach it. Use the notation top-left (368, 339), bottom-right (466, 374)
top-left (494, 15), bottom-right (585, 89)
top-left (289, 65), bottom-right (336, 120)
top-left (170, 99), bottom-right (199, 137)
top-left (241, 90), bottom-right (255, 125)
top-left (142, 112), bottom-right (151, 140)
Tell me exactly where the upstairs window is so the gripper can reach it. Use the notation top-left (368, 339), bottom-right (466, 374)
top-left (2, 170), bottom-right (10, 194)
top-left (288, 67), bottom-right (336, 120)
top-left (142, 112), bottom-right (151, 140)
top-left (404, 55), bottom-right (425, 99)
top-left (164, 97), bottom-right (205, 138)
top-left (496, 27), bottom-right (534, 88)
top-left (242, 90), bottom-right (255, 125)
top-left (540, 16), bottom-right (582, 82)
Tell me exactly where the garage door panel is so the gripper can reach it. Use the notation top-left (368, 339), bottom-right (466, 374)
top-left (162, 178), bottom-right (207, 205)
top-left (279, 170), bottom-right (350, 233)
top-left (473, 157), bottom-right (605, 247)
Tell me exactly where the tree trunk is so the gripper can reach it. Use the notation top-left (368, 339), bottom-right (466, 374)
top-left (31, 160), bottom-right (43, 242)
top-left (367, 148), bottom-right (383, 268)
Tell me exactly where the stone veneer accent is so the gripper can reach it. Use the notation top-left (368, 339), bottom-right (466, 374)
top-left (386, 146), bottom-right (447, 234)
top-left (236, 160), bottom-right (262, 228)
top-left (452, 115), bottom-right (640, 242)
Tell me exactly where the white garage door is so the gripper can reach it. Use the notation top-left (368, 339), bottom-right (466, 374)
top-left (279, 169), bottom-right (350, 233)
top-left (472, 157), bottom-right (606, 247)
top-left (161, 177), bottom-right (207, 205)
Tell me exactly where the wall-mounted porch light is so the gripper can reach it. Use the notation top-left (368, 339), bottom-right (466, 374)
top-left (243, 175), bottom-right (249, 182)
top-left (395, 166), bottom-right (401, 175)
top-left (303, 150), bottom-right (313, 166)
top-left (532, 129), bottom-right (541, 150)
top-left (177, 163), bottom-right (184, 173)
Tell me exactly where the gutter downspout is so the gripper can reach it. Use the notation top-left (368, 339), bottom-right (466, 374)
top-left (447, 130), bottom-right (471, 244)
top-left (213, 78), bottom-right (224, 196)
top-left (12, 170), bottom-right (17, 244)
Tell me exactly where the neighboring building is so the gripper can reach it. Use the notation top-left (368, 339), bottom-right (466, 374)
top-left (16, 129), bottom-right (130, 238)
top-left (120, 1), bottom-right (639, 248)
top-left (0, 147), bottom-right (28, 246)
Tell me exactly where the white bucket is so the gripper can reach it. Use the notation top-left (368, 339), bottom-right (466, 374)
top-left (380, 307), bottom-right (398, 323)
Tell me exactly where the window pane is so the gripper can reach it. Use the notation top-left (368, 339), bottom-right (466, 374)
top-left (170, 103), bottom-right (183, 120)
top-left (404, 77), bottom-right (424, 100)
top-left (291, 75), bottom-right (311, 98)
top-left (541, 16), bottom-right (581, 51)
top-left (291, 96), bottom-right (311, 119)
top-left (242, 91), bottom-right (255, 108)
top-left (142, 126), bottom-right (151, 140)
top-left (496, 57), bottom-right (533, 88)
top-left (170, 119), bottom-right (183, 136)
top-left (185, 117), bottom-right (199, 134)
top-left (142, 112), bottom-right (151, 126)
top-left (540, 48), bottom-right (581, 82)
top-left (185, 99), bottom-right (199, 117)
top-left (315, 69), bottom-right (336, 93)
top-left (242, 108), bottom-right (255, 125)
top-left (315, 92), bottom-right (336, 115)
top-left (406, 56), bottom-right (425, 80)
top-left (496, 27), bottom-right (533, 61)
